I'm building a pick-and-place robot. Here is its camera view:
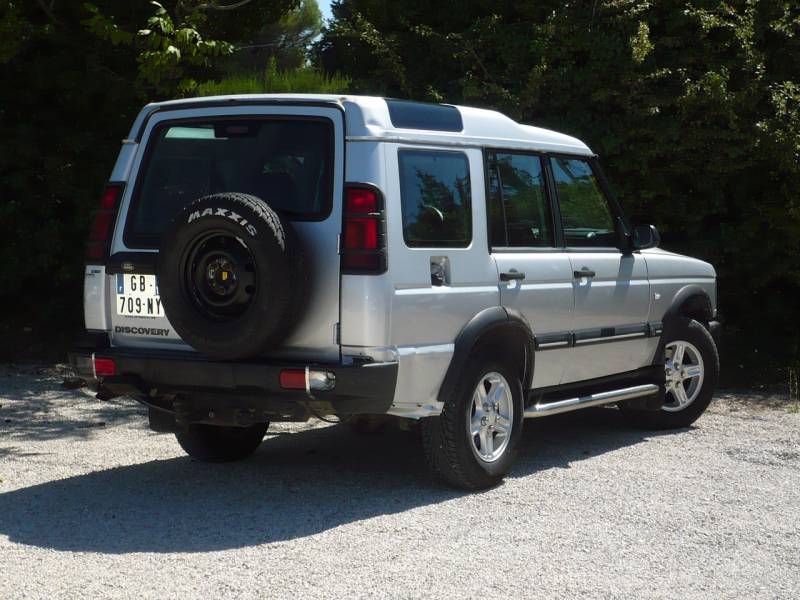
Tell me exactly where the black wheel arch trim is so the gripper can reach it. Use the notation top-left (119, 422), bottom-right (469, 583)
top-left (661, 283), bottom-right (714, 330)
top-left (653, 284), bottom-right (716, 365)
top-left (665, 284), bottom-right (714, 324)
top-left (438, 306), bottom-right (535, 403)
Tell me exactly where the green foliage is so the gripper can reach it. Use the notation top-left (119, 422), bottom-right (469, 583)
top-left (314, 0), bottom-right (800, 377)
top-left (197, 58), bottom-right (348, 95)
top-left (0, 0), bottom-right (324, 356)
top-left (82, 1), bottom-right (276, 95)
top-left (0, 2), bottom-right (34, 63)
top-left (224, 0), bottom-right (322, 72)
top-left (2, 0), bottom-right (799, 380)
top-left (133, 1), bottom-right (235, 94)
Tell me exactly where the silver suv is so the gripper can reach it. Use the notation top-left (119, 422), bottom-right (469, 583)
top-left (70, 95), bottom-right (721, 489)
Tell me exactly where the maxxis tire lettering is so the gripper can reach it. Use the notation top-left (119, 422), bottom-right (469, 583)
top-left (187, 207), bottom-right (257, 236)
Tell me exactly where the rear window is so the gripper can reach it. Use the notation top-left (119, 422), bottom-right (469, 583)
top-left (125, 118), bottom-right (333, 248)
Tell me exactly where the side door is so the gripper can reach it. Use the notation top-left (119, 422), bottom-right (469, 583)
top-left (487, 150), bottom-right (574, 389)
top-left (549, 155), bottom-right (655, 383)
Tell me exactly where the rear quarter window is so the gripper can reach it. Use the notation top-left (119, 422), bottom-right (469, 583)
top-left (398, 149), bottom-right (472, 248)
top-left (125, 117), bottom-right (333, 248)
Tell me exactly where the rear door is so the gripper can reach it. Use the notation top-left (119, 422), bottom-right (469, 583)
top-left (107, 104), bottom-right (345, 361)
top-left (549, 155), bottom-right (653, 382)
top-left (383, 143), bottom-right (500, 359)
top-left (487, 150), bottom-right (574, 389)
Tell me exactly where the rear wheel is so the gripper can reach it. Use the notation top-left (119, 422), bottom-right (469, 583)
top-left (175, 423), bottom-right (269, 462)
top-left (622, 317), bottom-right (719, 429)
top-left (422, 351), bottom-right (524, 490)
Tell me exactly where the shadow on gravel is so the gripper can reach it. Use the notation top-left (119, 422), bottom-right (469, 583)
top-left (0, 408), bottom-right (684, 554)
top-left (0, 365), bottom-right (145, 445)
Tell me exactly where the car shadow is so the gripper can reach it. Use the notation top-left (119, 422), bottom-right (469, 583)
top-left (0, 408), bottom-right (685, 554)
top-left (0, 364), bottom-right (145, 445)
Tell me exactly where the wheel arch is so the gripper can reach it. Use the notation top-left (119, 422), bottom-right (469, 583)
top-left (665, 284), bottom-right (714, 326)
top-left (437, 306), bottom-right (535, 404)
top-left (653, 284), bottom-right (714, 365)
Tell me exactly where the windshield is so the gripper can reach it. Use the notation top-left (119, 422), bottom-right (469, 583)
top-left (125, 117), bottom-right (333, 248)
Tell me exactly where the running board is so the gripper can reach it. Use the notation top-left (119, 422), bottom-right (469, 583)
top-left (524, 384), bottom-right (659, 418)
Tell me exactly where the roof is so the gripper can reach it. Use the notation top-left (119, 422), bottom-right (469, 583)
top-left (130, 94), bottom-right (593, 156)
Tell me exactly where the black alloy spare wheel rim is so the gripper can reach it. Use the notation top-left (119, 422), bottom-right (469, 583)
top-left (183, 231), bottom-right (257, 320)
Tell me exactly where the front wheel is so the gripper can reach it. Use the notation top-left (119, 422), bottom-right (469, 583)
top-left (622, 317), bottom-right (719, 429)
top-left (422, 351), bottom-right (524, 490)
top-left (175, 423), bottom-right (269, 462)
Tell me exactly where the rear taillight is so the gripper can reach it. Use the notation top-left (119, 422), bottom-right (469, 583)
top-left (86, 184), bottom-right (124, 262)
top-left (341, 185), bottom-right (386, 273)
top-left (93, 356), bottom-right (116, 377)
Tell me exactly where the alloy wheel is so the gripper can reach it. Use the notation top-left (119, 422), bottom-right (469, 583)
top-left (663, 340), bottom-right (705, 412)
top-left (467, 372), bottom-right (514, 463)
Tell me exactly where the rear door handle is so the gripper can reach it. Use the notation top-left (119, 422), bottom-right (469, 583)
top-left (573, 268), bottom-right (596, 278)
top-left (500, 271), bottom-right (526, 281)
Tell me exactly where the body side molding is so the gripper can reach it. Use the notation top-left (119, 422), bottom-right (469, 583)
top-left (534, 322), bottom-right (663, 351)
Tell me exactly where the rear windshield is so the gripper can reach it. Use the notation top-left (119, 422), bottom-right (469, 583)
top-left (125, 117), bottom-right (333, 247)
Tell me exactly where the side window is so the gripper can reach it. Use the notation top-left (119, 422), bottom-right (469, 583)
top-left (550, 157), bottom-right (617, 248)
top-left (399, 149), bottom-right (472, 247)
top-left (487, 152), bottom-right (552, 247)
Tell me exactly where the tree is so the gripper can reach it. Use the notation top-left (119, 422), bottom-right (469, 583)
top-left (0, 0), bottom-right (312, 357)
top-left (226, 0), bottom-right (323, 71)
top-left (83, 0), bottom-right (296, 95)
top-left (315, 0), bottom-right (800, 378)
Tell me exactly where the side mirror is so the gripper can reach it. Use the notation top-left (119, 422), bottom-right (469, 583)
top-left (632, 224), bottom-right (660, 250)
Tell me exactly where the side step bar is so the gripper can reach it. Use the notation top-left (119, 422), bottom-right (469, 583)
top-left (524, 384), bottom-right (659, 418)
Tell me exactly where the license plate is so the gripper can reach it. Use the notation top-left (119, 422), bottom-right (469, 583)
top-left (116, 274), bottom-right (164, 317)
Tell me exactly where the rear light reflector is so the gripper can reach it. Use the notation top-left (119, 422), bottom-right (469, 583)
top-left (93, 356), bottom-right (116, 377)
top-left (341, 185), bottom-right (386, 273)
top-left (280, 368), bottom-right (336, 391)
top-left (280, 369), bottom-right (306, 390)
top-left (86, 183), bottom-right (123, 262)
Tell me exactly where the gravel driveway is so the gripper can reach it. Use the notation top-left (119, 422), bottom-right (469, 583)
top-left (1, 364), bottom-right (799, 599)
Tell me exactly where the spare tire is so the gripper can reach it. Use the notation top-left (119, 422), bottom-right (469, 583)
top-left (158, 192), bottom-right (306, 360)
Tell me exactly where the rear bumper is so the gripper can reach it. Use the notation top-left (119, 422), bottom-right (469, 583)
top-left (68, 345), bottom-right (398, 422)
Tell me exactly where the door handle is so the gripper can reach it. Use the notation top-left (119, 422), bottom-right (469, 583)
top-left (573, 268), bottom-right (596, 279)
top-left (500, 271), bottom-right (526, 282)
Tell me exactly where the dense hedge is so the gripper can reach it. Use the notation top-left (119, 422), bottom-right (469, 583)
top-left (0, 1), bottom-right (323, 358)
top-left (2, 1), bottom-right (798, 383)
top-left (315, 0), bottom-right (800, 381)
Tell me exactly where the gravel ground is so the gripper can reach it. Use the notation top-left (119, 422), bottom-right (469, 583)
top-left (1, 364), bottom-right (799, 599)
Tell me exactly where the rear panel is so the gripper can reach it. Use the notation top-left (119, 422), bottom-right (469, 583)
top-left (99, 104), bottom-right (345, 361)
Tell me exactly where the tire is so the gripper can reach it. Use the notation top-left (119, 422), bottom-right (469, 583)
top-left (421, 350), bottom-right (524, 490)
top-left (621, 317), bottom-right (719, 429)
top-left (175, 423), bottom-right (269, 462)
top-left (158, 193), bottom-right (306, 360)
